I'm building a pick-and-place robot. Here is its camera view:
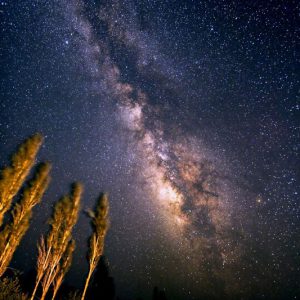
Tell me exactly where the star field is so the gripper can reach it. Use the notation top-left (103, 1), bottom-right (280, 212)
top-left (0, 0), bottom-right (299, 299)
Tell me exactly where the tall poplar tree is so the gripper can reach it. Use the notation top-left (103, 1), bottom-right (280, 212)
top-left (31, 183), bottom-right (82, 300)
top-left (0, 162), bottom-right (51, 277)
top-left (0, 133), bottom-right (43, 226)
top-left (81, 194), bottom-right (109, 300)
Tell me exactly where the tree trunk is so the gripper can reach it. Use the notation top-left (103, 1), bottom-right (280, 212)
top-left (81, 267), bottom-right (93, 300)
top-left (30, 279), bottom-right (40, 300)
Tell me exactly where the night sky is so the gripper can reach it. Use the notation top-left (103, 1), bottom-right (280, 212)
top-left (0, 0), bottom-right (299, 299)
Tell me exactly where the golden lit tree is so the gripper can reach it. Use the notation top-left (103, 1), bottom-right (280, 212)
top-left (51, 239), bottom-right (75, 300)
top-left (0, 133), bottom-right (43, 226)
top-left (31, 183), bottom-right (82, 300)
top-left (81, 194), bottom-right (109, 300)
top-left (0, 162), bottom-right (51, 277)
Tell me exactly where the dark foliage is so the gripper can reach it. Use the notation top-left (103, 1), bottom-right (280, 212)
top-left (152, 286), bottom-right (167, 300)
top-left (86, 256), bottom-right (115, 300)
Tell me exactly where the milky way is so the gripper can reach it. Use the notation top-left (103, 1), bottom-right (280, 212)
top-left (1, 0), bottom-right (299, 299)
top-left (63, 1), bottom-right (262, 297)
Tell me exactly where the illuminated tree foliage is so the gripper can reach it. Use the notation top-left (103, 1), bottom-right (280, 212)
top-left (31, 183), bottom-right (82, 300)
top-left (0, 133), bottom-right (43, 226)
top-left (0, 135), bottom-right (113, 299)
top-left (52, 239), bottom-right (75, 300)
top-left (0, 162), bottom-right (51, 277)
top-left (81, 194), bottom-right (109, 300)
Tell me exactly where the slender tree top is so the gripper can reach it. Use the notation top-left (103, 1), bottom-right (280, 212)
top-left (48, 182), bottom-right (83, 254)
top-left (92, 194), bottom-right (110, 238)
top-left (87, 193), bottom-right (110, 266)
top-left (19, 162), bottom-right (51, 209)
top-left (81, 193), bottom-right (109, 300)
top-left (0, 133), bottom-right (43, 225)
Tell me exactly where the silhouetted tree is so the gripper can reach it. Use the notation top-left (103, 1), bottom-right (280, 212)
top-left (55, 282), bottom-right (81, 300)
top-left (81, 194), bottom-right (109, 300)
top-left (87, 256), bottom-right (115, 300)
top-left (152, 287), bottom-right (167, 300)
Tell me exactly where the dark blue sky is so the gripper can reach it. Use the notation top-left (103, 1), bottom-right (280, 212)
top-left (0, 1), bottom-right (299, 299)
